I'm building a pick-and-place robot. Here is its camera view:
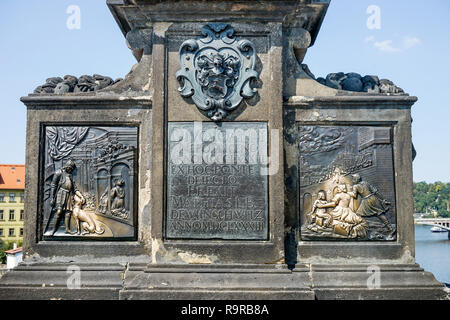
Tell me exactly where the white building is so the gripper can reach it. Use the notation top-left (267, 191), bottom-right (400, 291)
top-left (5, 244), bottom-right (22, 269)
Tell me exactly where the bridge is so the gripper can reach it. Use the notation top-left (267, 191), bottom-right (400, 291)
top-left (415, 218), bottom-right (450, 239)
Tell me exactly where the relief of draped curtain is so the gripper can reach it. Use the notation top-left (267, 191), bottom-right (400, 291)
top-left (46, 127), bottom-right (89, 161)
top-left (44, 127), bottom-right (89, 195)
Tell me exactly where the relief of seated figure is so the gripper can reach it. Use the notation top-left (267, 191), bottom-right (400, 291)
top-left (307, 190), bottom-right (333, 232)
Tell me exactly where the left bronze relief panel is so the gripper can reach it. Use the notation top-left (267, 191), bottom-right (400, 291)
top-left (40, 126), bottom-right (138, 240)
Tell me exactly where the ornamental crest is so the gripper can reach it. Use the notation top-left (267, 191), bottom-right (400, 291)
top-left (176, 23), bottom-right (259, 121)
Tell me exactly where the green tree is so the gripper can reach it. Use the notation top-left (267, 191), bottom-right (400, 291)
top-left (414, 181), bottom-right (450, 217)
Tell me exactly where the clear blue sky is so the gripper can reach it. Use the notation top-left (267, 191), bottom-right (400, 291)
top-left (0, 0), bottom-right (449, 183)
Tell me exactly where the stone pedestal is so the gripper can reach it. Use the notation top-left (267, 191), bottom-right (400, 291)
top-left (0, 0), bottom-right (447, 300)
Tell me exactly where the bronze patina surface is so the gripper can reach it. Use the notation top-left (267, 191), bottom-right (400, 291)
top-left (298, 125), bottom-right (396, 241)
top-left (42, 126), bottom-right (137, 240)
top-left (166, 122), bottom-right (268, 240)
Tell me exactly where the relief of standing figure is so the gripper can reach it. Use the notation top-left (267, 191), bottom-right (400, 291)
top-left (349, 174), bottom-right (396, 238)
top-left (49, 160), bottom-right (85, 235)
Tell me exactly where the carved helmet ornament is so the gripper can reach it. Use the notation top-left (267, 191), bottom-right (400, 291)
top-left (176, 23), bottom-right (259, 121)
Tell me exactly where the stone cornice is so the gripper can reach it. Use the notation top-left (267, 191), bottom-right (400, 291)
top-left (107, 0), bottom-right (329, 46)
top-left (20, 94), bottom-right (152, 107)
top-left (284, 95), bottom-right (418, 108)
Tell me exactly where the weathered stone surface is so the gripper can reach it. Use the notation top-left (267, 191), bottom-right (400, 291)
top-left (0, 0), bottom-right (446, 301)
top-left (341, 76), bottom-right (363, 91)
top-left (34, 74), bottom-right (122, 94)
top-left (0, 261), bottom-right (446, 300)
top-left (325, 72), bottom-right (345, 89)
top-left (362, 75), bottom-right (379, 93)
top-left (301, 64), bottom-right (315, 79)
top-left (17, 96), bottom-right (153, 259)
top-left (305, 264), bottom-right (448, 300)
top-left (33, 77), bottom-right (63, 94)
top-left (346, 72), bottom-right (362, 79)
top-left (121, 264), bottom-right (314, 300)
top-left (304, 66), bottom-right (405, 94)
top-left (284, 95), bottom-right (419, 264)
top-left (163, 20), bottom-right (285, 263)
top-left (316, 77), bottom-right (326, 85)
top-left (0, 263), bottom-right (125, 300)
top-left (380, 78), bottom-right (404, 94)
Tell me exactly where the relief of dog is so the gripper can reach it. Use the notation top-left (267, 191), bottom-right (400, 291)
top-left (71, 194), bottom-right (105, 235)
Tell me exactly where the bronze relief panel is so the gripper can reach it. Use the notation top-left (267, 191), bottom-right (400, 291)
top-left (298, 125), bottom-right (396, 241)
top-left (41, 126), bottom-right (138, 240)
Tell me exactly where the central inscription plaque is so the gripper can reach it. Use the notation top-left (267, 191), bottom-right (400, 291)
top-left (166, 122), bottom-right (269, 240)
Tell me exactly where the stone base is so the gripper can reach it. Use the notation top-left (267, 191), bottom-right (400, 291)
top-left (303, 264), bottom-right (448, 300)
top-left (0, 263), bottom-right (125, 300)
top-left (120, 264), bottom-right (314, 300)
top-left (0, 262), bottom-right (447, 300)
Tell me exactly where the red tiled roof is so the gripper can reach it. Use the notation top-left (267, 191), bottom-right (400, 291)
top-left (4, 247), bottom-right (23, 255)
top-left (0, 164), bottom-right (25, 190)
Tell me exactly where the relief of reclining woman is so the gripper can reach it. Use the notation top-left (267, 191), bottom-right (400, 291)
top-left (307, 184), bottom-right (367, 239)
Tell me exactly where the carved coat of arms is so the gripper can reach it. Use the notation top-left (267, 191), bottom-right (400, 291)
top-left (176, 23), bottom-right (259, 121)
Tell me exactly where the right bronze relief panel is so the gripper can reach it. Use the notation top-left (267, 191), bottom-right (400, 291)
top-left (298, 124), bottom-right (397, 241)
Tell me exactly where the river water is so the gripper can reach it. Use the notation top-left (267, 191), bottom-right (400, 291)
top-left (415, 225), bottom-right (450, 285)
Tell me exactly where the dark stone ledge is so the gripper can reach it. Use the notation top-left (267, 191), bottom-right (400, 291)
top-left (27, 241), bottom-right (148, 258)
top-left (20, 94), bottom-right (153, 107)
top-left (284, 95), bottom-right (418, 108)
